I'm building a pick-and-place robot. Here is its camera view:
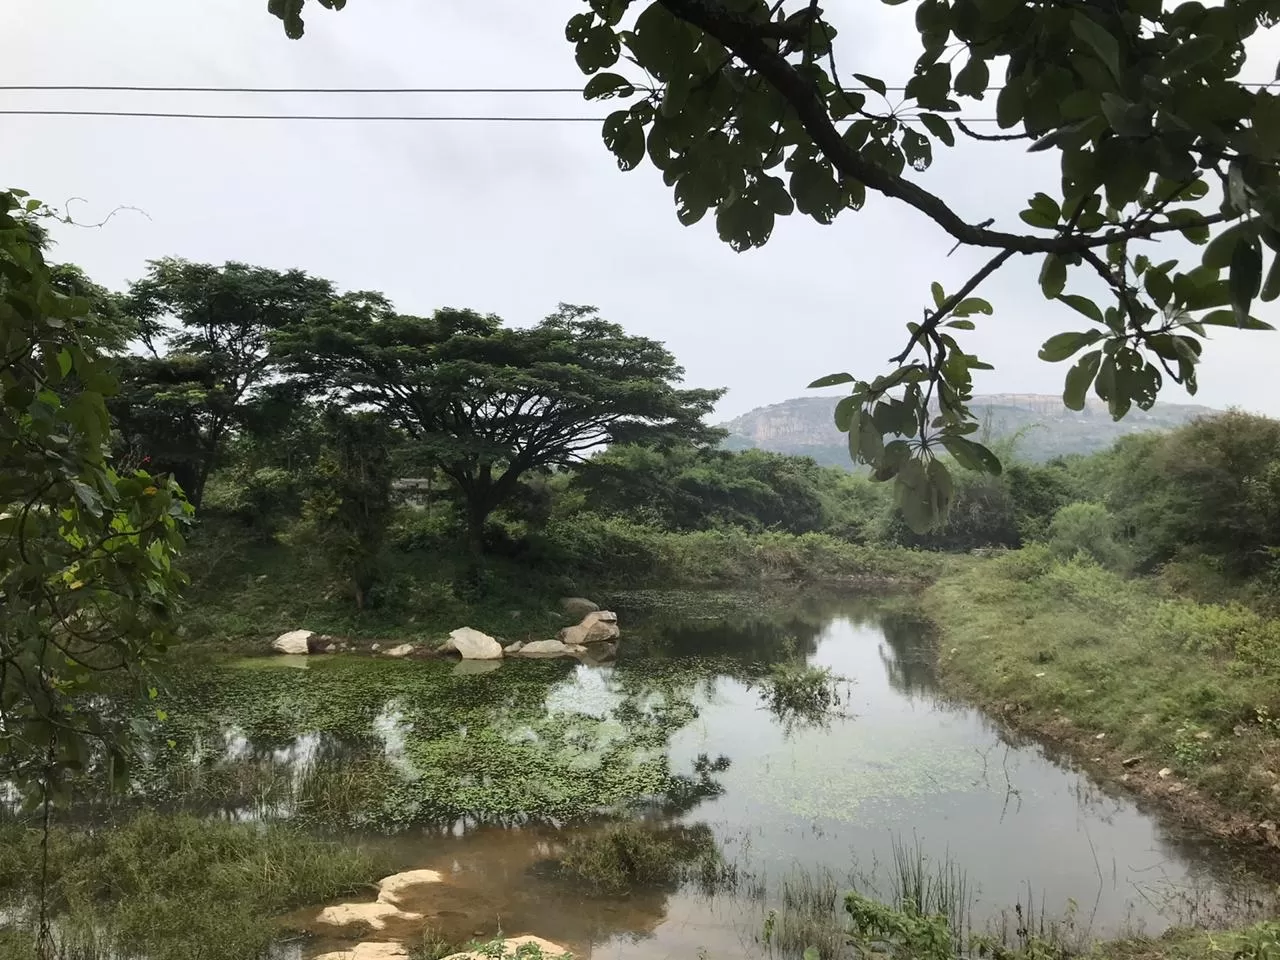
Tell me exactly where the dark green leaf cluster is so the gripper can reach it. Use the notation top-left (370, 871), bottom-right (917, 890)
top-left (0, 190), bottom-right (191, 800)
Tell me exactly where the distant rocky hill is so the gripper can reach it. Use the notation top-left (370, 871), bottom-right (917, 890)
top-left (719, 393), bottom-right (1217, 467)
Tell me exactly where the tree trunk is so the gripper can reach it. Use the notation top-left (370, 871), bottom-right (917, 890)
top-left (465, 500), bottom-right (491, 558)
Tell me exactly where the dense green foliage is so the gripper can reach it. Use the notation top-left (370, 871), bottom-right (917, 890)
top-left (118, 259), bottom-right (336, 508)
top-left (277, 301), bottom-right (722, 554)
top-left (0, 191), bottom-right (189, 806)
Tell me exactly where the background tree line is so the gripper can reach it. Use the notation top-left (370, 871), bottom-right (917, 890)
top-left (24, 250), bottom-right (1280, 619)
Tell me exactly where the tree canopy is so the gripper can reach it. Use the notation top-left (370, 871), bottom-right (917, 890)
top-left (278, 301), bottom-right (723, 552)
top-left (120, 259), bottom-right (336, 507)
top-left (271, 0), bottom-right (1280, 530)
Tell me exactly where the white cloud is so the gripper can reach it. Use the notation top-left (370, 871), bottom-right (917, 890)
top-left (7, 0), bottom-right (1278, 418)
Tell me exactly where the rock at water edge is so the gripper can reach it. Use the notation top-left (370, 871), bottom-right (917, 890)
top-left (518, 639), bottom-right (572, 658)
top-left (559, 610), bottom-right (620, 646)
top-left (503, 640), bottom-right (525, 655)
top-left (314, 944), bottom-right (410, 960)
top-left (440, 627), bottom-right (503, 660)
top-left (560, 597), bottom-right (599, 619)
top-left (377, 868), bottom-right (443, 905)
top-left (443, 937), bottom-right (571, 960)
top-left (272, 629), bottom-right (313, 655)
top-left (384, 643), bottom-right (415, 658)
top-left (313, 900), bottom-right (421, 930)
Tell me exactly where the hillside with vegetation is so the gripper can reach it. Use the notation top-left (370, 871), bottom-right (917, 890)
top-left (720, 394), bottom-right (1219, 466)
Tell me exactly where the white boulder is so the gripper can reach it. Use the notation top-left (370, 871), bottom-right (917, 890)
top-left (384, 643), bottom-right (415, 658)
top-left (440, 627), bottom-right (503, 660)
top-left (272, 629), bottom-right (313, 655)
top-left (376, 868), bottom-right (443, 905)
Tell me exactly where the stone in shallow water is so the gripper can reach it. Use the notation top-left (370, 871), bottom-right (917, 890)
top-left (517, 639), bottom-right (572, 658)
top-left (376, 868), bottom-right (444, 906)
top-left (442, 936), bottom-right (571, 960)
top-left (272, 629), bottom-right (312, 655)
top-left (440, 627), bottom-right (503, 660)
top-left (313, 943), bottom-right (410, 960)
top-left (384, 643), bottom-right (415, 658)
top-left (314, 900), bottom-right (421, 930)
top-left (558, 611), bottom-right (619, 646)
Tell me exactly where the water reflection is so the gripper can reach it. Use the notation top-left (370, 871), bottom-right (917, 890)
top-left (130, 591), bottom-right (1273, 956)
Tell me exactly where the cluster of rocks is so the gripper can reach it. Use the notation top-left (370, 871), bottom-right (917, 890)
top-left (268, 597), bottom-right (619, 664)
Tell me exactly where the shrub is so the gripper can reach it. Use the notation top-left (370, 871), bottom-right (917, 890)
top-left (1046, 502), bottom-right (1133, 573)
top-left (559, 822), bottom-right (720, 895)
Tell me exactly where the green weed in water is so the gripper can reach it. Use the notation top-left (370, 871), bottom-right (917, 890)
top-left (559, 821), bottom-right (723, 895)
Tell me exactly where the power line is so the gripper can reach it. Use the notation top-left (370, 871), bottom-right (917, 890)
top-left (1, 85), bottom-right (597, 94)
top-left (0, 107), bottom-right (1006, 122)
top-left (1, 81), bottom-right (1277, 94)
top-left (0, 83), bottom-right (909, 94)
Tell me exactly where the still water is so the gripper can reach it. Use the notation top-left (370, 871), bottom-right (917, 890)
top-left (170, 594), bottom-right (1268, 959)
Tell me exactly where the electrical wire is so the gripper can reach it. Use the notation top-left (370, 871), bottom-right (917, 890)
top-left (0, 108), bottom-right (1005, 122)
top-left (1, 81), bottom-right (1276, 94)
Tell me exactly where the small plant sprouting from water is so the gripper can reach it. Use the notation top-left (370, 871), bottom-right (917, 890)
top-left (559, 821), bottom-right (724, 895)
top-left (410, 927), bottom-right (460, 960)
top-left (467, 938), bottom-right (574, 960)
top-left (755, 663), bottom-right (853, 732)
top-left (887, 835), bottom-right (970, 942)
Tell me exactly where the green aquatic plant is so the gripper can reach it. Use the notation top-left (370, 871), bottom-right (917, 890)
top-left (559, 820), bottom-right (723, 895)
top-left (755, 663), bottom-right (854, 733)
top-left (128, 656), bottom-right (729, 828)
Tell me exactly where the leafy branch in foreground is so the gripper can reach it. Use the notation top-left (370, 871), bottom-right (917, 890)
top-left (272, 0), bottom-right (1280, 529)
top-left (1, 189), bottom-right (191, 809)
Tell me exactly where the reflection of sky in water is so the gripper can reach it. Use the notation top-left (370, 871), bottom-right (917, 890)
top-left (185, 602), bottom-right (1272, 959)
top-left (542, 613), bottom-right (1267, 939)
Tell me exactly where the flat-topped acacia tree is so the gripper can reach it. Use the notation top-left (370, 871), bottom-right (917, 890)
top-left (276, 300), bottom-right (723, 555)
top-left (272, 0), bottom-right (1280, 529)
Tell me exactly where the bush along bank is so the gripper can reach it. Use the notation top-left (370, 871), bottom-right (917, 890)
top-left (926, 546), bottom-right (1280, 859)
top-left (175, 514), bottom-right (954, 652)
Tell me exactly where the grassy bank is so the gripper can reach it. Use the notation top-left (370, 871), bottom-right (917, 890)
top-left (927, 547), bottom-right (1280, 849)
top-left (179, 514), bottom-right (947, 651)
top-left (0, 813), bottom-right (379, 960)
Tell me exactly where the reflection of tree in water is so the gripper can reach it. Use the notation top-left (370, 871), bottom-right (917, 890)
top-left (131, 656), bottom-right (731, 830)
top-left (617, 592), bottom-right (854, 669)
top-left (876, 612), bottom-right (939, 697)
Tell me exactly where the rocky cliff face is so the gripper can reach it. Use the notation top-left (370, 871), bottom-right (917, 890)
top-left (719, 393), bottom-right (1216, 466)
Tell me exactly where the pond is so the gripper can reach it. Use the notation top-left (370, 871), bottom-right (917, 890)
top-left (137, 592), bottom-right (1271, 959)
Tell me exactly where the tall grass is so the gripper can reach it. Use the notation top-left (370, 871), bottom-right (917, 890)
top-left (0, 813), bottom-right (377, 960)
top-left (886, 835), bottom-right (970, 943)
top-left (928, 548), bottom-right (1280, 818)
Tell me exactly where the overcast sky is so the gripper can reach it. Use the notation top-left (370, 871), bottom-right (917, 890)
top-left (8, 0), bottom-right (1279, 419)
